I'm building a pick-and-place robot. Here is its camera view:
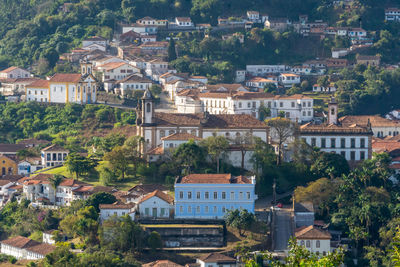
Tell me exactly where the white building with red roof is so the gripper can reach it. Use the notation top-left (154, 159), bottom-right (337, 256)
top-left (0, 236), bottom-right (55, 260)
top-left (0, 66), bottom-right (31, 79)
top-left (138, 190), bottom-right (174, 219)
top-left (174, 174), bottom-right (257, 219)
top-left (99, 202), bottom-right (135, 221)
top-left (295, 226), bottom-right (331, 255)
top-left (97, 62), bottom-right (140, 82)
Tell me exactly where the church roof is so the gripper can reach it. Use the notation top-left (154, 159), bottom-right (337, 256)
top-left (299, 122), bottom-right (372, 135)
top-left (153, 112), bottom-right (267, 129)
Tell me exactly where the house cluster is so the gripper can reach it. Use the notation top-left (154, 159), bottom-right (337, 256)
top-left (0, 235), bottom-right (56, 260)
top-left (143, 252), bottom-right (238, 267)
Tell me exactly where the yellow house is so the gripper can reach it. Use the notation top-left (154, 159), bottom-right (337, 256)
top-left (0, 155), bottom-right (17, 176)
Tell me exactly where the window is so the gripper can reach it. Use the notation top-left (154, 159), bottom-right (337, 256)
top-left (360, 138), bottom-right (365, 148)
top-left (196, 206), bottom-right (200, 213)
top-left (213, 206), bottom-right (217, 213)
top-left (222, 192), bottom-right (226, 199)
top-left (308, 111), bottom-right (311, 116)
top-left (247, 102), bottom-right (251, 108)
top-left (239, 102), bottom-right (242, 108)
top-left (350, 151), bottom-right (356, 160)
top-left (179, 191), bottom-right (183, 199)
top-left (331, 138), bottom-right (336, 148)
top-left (239, 192), bottom-right (243, 199)
top-left (291, 102), bottom-right (295, 107)
top-left (188, 206), bottom-right (192, 213)
top-left (341, 138), bottom-right (346, 148)
top-left (214, 192), bottom-right (217, 199)
top-left (197, 192), bottom-right (200, 199)
top-left (222, 207), bottom-right (226, 212)
top-left (145, 208), bottom-right (149, 215)
top-left (280, 102), bottom-right (283, 107)
top-left (146, 102), bottom-right (151, 113)
top-left (321, 138), bottom-right (326, 148)
top-left (306, 240), bottom-right (311, 248)
top-left (161, 208), bottom-right (165, 216)
top-left (188, 192), bottom-right (192, 199)
top-left (205, 206), bottom-right (209, 213)
top-left (316, 240), bottom-right (320, 248)
top-left (230, 192), bottom-right (235, 200)
top-left (180, 206), bottom-right (183, 213)
top-left (340, 151), bottom-right (346, 158)
top-left (301, 240), bottom-right (305, 246)
top-left (351, 138), bottom-right (355, 148)
top-left (311, 138), bottom-right (316, 147)
top-left (160, 130), bottom-right (165, 138)
top-left (360, 151), bottom-right (365, 160)
top-left (247, 192), bottom-right (251, 199)
top-left (205, 192), bottom-right (209, 199)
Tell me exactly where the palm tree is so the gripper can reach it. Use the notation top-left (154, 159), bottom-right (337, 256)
top-left (48, 174), bottom-right (64, 203)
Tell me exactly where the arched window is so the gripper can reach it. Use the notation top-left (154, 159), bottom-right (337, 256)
top-left (160, 130), bottom-right (165, 138)
top-left (316, 240), bottom-right (320, 248)
top-left (146, 102), bottom-right (151, 113)
top-left (1, 167), bottom-right (5, 176)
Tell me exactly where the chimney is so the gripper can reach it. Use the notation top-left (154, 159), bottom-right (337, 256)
top-left (328, 97), bottom-right (338, 125)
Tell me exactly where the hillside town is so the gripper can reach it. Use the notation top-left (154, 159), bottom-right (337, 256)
top-left (0, 0), bottom-right (399, 266)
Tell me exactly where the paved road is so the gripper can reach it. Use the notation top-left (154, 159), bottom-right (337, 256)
top-left (255, 191), bottom-right (293, 211)
top-left (274, 210), bottom-right (293, 251)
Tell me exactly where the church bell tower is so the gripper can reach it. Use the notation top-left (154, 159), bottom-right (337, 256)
top-left (141, 88), bottom-right (154, 125)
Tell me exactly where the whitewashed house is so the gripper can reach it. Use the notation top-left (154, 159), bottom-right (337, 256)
top-left (279, 73), bottom-right (301, 87)
top-left (385, 8), bottom-right (400, 21)
top-left (175, 17), bottom-right (194, 27)
top-left (41, 144), bottom-right (69, 167)
top-left (196, 253), bottom-right (237, 267)
top-left (295, 226), bottom-right (332, 255)
top-left (246, 65), bottom-right (287, 76)
top-left (300, 99), bottom-right (373, 162)
top-left (312, 83), bottom-right (336, 92)
top-left (97, 62), bottom-right (140, 82)
top-left (99, 202), bottom-right (135, 221)
top-left (115, 75), bottom-right (153, 96)
top-left (0, 67), bottom-right (31, 79)
top-left (82, 36), bottom-right (107, 51)
top-left (245, 77), bottom-right (278, 89)
top-left (18, 157), bottom-right (42, 175)
top-left (0, 236), bottom-right (55, 260)
top-left (138, 190), bottom-right (174, 218)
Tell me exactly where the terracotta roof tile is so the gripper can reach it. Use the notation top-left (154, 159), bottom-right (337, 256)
top-left (295, 226), bottom-right (331, 239)
top-left (161, 133), bottom-right (202, 141)
top-left (0, 236), bottom-right (39, 248)
top-left (143, 260), bottom-right (184, 267)
top-left (339, 115), bottom-right (400, 127)
top-left (300, 122), bottom-right (372, 134)
top-left (98, 62), bottom-right (129, 70)
top-left (26, 243), bottom-right (56, 255)
top-left (99, 202), bottom-right (135, 209)
top-left (1, 66), bottom-right (26, 73)
top-left (154, 112), bottom-right (267, 129)
top-left (59, 179), bottom-right (90, 187)
top-left (49, 73), bottom-right (81, 83)
top-left (138, 190), bottom-right (173, 204)
top-left (41, 144), bottom-right (69, 152)
top-left (27, 79), bottom-right (49, 88)
top-left (0, 143), bottom-right (27, 153)
top-left (179, 174), bottom-right (251, 184)
top-left (198, 253), bottom-right (236, 263)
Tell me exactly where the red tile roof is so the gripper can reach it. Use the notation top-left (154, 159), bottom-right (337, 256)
top-left (154, 112), bottom-right (267, 129)
top-left (161, 133), bottom-right (202, 141)
top-left (0, 66), bottom-right (24, 73)
top-left (339, 115), bottom-right (399, 127)
top-left (28, 242), bottom-right (56, 255)
top-left (0, 236), bottom-right (38, 248)
top-left (41, 144), bottom-right (69, 152)
top-left (143, 260), bottom-right (184, 267)
top-left (138, 190), bottom-right (173, 204)
top-left (300, 122), bottom-right (372, 134)
top-left (295, 226), bottom-right (331, 240)
top-left (49, 73), bottom-right (81, 83)
top-left (99, 202), bottom-right (135, 210)
top-left (98, 62), bottom-right (129, 70)
top-left (179, 174), bottom-right (251, 184)
top-left (59, 179), bottom-right (90, 187)
top-left (198, 253), bottom-right (236, 263)
top-left (28, 79), bottom-right (49, 88)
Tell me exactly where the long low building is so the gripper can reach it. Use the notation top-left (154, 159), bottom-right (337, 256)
top-left (174, 174), bottom-right (257, 219)
top-left (0, 236), bottom-right (55, 260)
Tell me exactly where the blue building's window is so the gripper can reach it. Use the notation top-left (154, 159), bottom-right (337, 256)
top-left (179, 191), bottom-right (183, 199)
top-left (196, 192), bottom-right (200, 199)
top-left (205, 206), bottom-right (209, 213)
top-left (230, 192), bottom-right (235, 199)
top-left (213, 206), bottom-right (217, 213)
top-left (205, 192), bottom-right (209, 199)
top-left (188, 206), bottom-right (192, 213)
top-left (222, 192), bottom-right (226, 199)
top-left (196, 206), bottom-right (200, 213)
top-left (247, 192), bottom-right (251, 199)
top-left (213, 192), bottom-right (217, 199)
top-left (188, 192), bottom-right (192, 199)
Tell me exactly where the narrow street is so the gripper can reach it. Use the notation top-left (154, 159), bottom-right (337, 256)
top-left (274, 210), bottom-right (293, 251)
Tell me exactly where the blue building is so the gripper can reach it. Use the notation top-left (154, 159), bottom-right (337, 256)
top-left (174, 174), bottom-right (257, 219)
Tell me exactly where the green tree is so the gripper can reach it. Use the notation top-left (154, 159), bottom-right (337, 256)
top-left (200, 135), bottom-right (229, 173)
top-left (173, 140), bottom-right (205, 174)
top-left (148, 231), bottom-right (162, 252)
top-left (266, 118), bottom-right (297, 165)
top-left (65, 153), bottom-right (96, 179)
top-left (311, 152), bottom-right (349, 179)
top-left (168, 38), bottom-right (177, 61)
top-left (225, 209), bottom-right (256, 236)
top-left (104, 146), bottom-right (130, 180)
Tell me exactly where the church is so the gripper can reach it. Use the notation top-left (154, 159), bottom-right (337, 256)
top-left (136, 89), bottom-right (269, 170)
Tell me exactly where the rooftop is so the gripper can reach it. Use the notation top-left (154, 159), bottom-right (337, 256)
top-left (300, 122), bottom-right (372, 135)
top-left (27, 79), bottom-right (49, 88)
top-left (99, 202), bottom-right (135, 210)
top-left (178, 174), bottom-right (252, 184)
top-left (198, 253), bottom-right (236, 263)
top-left (0, 143), bottom-right (27, 153)
top-left (41, 144), bottom-right (69, 152)
top-left (138, 190), bottom-right (174, 204)
top-left (49, 73), bottom-right (81, 83)
top-left (153, 112), bottom-right (267, 129)
top-left (161, 133), bottom-right (202, 141)
top-left (0, 66), bottom-right (27, 73)
top-left (339, 115), bottom-right (399, 127)
top-left (143, 260), bottom-right (184, 267)
top-left (295, 226), bottom-right (331, 240)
